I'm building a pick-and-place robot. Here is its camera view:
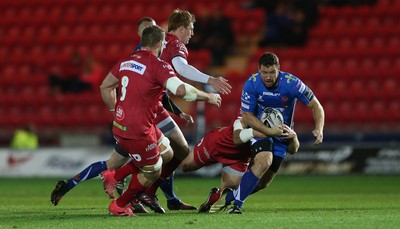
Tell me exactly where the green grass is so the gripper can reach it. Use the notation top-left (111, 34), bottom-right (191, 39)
top-left (0, 175), bottom-right (399, 229)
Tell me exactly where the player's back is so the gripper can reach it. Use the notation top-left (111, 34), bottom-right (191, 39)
top-left (111, 49), bottom-right (176, 138)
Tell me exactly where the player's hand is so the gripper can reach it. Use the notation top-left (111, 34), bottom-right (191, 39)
top-left (312, 129), bottom-right (323, 145)
top-left (208, 76), bottom-right (232, 95)
top-left (179, 112), bottom-right (194, 125)
top-left (280, 124), bottom-right (297, 140)
top-left (207, 93), bottom-right (222, 107)
top-left (268, 125), bottom-right (283, 136)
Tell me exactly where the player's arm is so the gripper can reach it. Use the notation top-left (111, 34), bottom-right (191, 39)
top-left (172, 56), bottom-right (232, 94)
top-left (280, 125), bottom-right (300, 154)
top-left (307, 97), bottom-right (325, 145)
top-left (100, 72), bottom-right (119, 112)
top-left (162, 92), bottom-right (194, 124)
top-left (241, 110), bottom-right (283, 137)
top-left (165, 76), bottom-right (221, 107)
top-left (232, 118), bottom-right (267, 145)
top-left (162, 92), bottom-right (182, 115)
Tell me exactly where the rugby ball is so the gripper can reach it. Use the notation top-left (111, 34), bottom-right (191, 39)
top-left (260, 107), bottom-right (284, 127)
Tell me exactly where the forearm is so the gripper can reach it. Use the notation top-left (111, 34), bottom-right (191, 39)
top-left (161, 93), bottom-right (182, 115)
top-left (242, 111), bottom-right (271, 136)
top-left (287, 135), bottom-right (300, 154)
top-left (312, 100), bottom-right (325, 131)
top-left (100, 87), bottom-right (116, 111)
top-left (100, 72), bottom-right (118, 112)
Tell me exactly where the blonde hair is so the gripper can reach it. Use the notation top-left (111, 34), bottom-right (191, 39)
top-left (167, 9), bottom-right (196, 32)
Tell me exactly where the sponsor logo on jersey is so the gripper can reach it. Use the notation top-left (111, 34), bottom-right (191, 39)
top-left (304, 87), bottom-right (314, 100)
top-left (285, 74), bottom-right (296, 83)
top-left (120, 60), bottom-right (146, 75)
top-left (281, 95), bottom-right (288, 102)
top-left (298, 82), bottom-right (306, 93)
top-left (113, 121), bottom-right (127, 131)
top-left (261, 91), bottom-right (280, 97)
top-left (145, 143), bottom-right (157, 152)
top-left (115, 106), bottom-right (125, 121)
top-left (249, 73), bottom-right (257, 82)
top-left (202, 147), bottom-right (211, 159)
top-left (162, 64), bottom-right (174, 71)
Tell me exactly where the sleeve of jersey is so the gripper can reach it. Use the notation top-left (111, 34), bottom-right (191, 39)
top-left (240, 80), bottom-right (256, 113)
top-left (294, 78), bottom-right (315, 105)
top-left (110, 61), bottom-right (121, 79)
top-left (157, 62), bottom-right (177, 86)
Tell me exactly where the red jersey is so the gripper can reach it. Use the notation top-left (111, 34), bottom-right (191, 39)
top-left (110, 49), bottom-right (177, 139)
top-left (160, 33), bottom-right (188, 66)
top-left (193, 113), bottom-right (251, 171)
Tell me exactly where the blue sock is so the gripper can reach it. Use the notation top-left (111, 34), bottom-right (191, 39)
top-left (225, 190), bottom-right (235, 205)
top-left (65, 161), bottom-right (107, 191)
top-left (232, 169), bottom-right (259, 209)
top-left (160, 177), bottom-right (178, 202)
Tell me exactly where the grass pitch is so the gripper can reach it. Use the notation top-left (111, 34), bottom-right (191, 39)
top-left (0, 175), bottom-right (399, 229)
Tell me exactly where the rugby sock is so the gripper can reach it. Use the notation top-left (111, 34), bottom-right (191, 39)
top-left (116, 169), bottom-right (143, 207)
top-left (160, 157), bottom-right (181, 201)
top-left (114, 162), bottom-right (136, 181)
top-left (66, 161), bottom-right (107, 190)
top-left (145, 157), bottom-right (181, 200)
top-left (160, 176), bottom-right (176, 201)
top-left (232, 169), bottom-right (259, 209)
top-left (225, 190), bottom-right (235, 205)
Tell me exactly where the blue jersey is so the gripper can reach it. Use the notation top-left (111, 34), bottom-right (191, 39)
top-left (240, 70), bottom-right (314, 158)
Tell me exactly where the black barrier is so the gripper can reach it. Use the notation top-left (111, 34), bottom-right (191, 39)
top-left (281, 146), bottom-right (400, 174)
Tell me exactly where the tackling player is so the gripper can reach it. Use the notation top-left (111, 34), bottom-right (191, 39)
top-left (179, 111), bottom-right (295, 213)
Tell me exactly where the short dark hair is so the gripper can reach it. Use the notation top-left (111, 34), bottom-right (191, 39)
top-left (259, 52), bottom-right (280, 68)
top-left (168, 9), bottom-right (196, 32)
top-left (137, 17), bottom-right (155, 28)
top-left (141, 25), bottom-right (165, 47)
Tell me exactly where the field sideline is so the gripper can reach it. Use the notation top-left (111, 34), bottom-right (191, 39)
top-left (0, 175), bottom-right (399, 229)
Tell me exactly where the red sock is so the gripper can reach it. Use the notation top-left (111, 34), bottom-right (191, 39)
top-left (116, 170), bottom-right (144, 207)
top-left (114, 162), bottom-right (136, 181)
top-left (144, 156), bottom-right (181, 195)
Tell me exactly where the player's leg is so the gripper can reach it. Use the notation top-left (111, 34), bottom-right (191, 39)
top-left (180, 148), bottom-right (204, 172)
top-left (110, 160), bottom-right (163, 216)
top-left (108, 136), bottom-right (170, 216)
top-left (50, 150), bottom-right (128, 206)
top-left (199, 166), bottom-right (243, 213)
top-left (104, 134), bottom-right (172, 213)
top-left (251, 154), bottom-right (283, 194)
top-left (225, 139), bottom-right (274, 214)
top-left (145, 116), bottom-right (195, 210)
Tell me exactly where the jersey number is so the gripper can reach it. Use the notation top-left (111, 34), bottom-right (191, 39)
top-left (120, 76), bottom-right (129, 101)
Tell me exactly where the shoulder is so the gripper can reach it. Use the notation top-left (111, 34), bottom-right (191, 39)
top-left (245, 72), bottom-right (260, 84)
top-left (279, 71), bottom-right (302, 87)
top-left (166, 34), bottom-right (187, 54)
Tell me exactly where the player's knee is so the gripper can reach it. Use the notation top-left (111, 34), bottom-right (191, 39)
top-left (140, 156), bottom-right (163, 174)
top-left (106, 151), bottom-right (129, 169)
top-left (159, 135), bottom-right (173, 163)
top-left (180, 161), bottom-right (195, 172)
top-left (168, 132), bottom-right (190, 159)
top-left (251, 151), bottom-right (273, 177)
top-left (255, 151), bottom-right (273, 169)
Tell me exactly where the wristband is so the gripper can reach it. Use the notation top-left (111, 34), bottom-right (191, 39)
top-left (239, 128), bottom-right (254, 142)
